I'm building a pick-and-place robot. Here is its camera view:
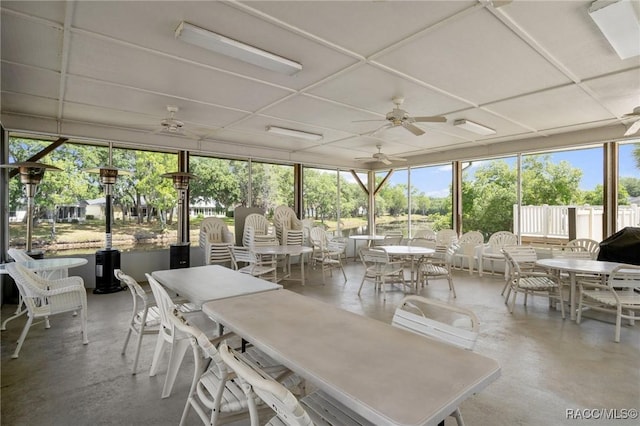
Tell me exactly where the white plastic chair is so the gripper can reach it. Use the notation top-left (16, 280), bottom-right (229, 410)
top-left (309, 226), bottom-right (347, 284)
top-left (375, 231), bottom-right (403, 246)
top-left (146, 273), bottom-right (214, 399)
top-left (452, 231), bottom-right (484, 275)
top-left (392, 295), bottom-right (479, 426)
top-left (478, 231), bottom-right (517, 277)
top-left (5, 262), bottom-right (88, 359)
top-left (115, 269), bottom-right (195, 375)
top-left (435, 229), bottom-right (458, 248)
top-left (229, 246), bottom-right (278, 283)
top-left (273, 205), bottom-right (304, 246)
top-left (170, 310), bottom-right (299, 426)
top-left (218, 342), bottom-right (373, 426)
top-left (358, 248), bottom-right (406, 300)
top-left (243, 214), bottom-right (277, 247)
top-left (412, 229), bottom-right (436, 241)
top-left (502, 246), bottom-right (565, 318)
top-left (577, 264), bottom-right (640, 343)
top-left (416, 243), bottom-right (457, 298)
top-left (199, 217), bottom-right (233, 266)
top-left (565, 238), bottom-right (600, 259)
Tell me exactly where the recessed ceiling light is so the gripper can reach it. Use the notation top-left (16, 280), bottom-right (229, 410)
top-left (453, 119), bottom-right (497, 136)
top-left (266, 126), bottom-right (323, 141)
top-left (175, 21), bottom-right (302, 75)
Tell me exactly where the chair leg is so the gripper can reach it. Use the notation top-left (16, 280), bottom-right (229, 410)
top-left (122, 325), bottom-right (133, 356)
top-left (448, 276), bottom-right (457, 298)
top-left (557, 288), bottom-right (565, 319)
top-left (509, 290), bottom-right (518, 313)
top-left (81, 307), bottom-right (89, 345)
top-left (615, 306), bottom-right (622, 343)
top-left (452, 407), bottom-right (465, 426)
top-left (149, 334), bottom-right (167, 377)
top-left (357, 275), bottom-right (366, 296)
top-left (161, 338), bottom-right (191, 398)
top-left (12, 315), bottom-right (34, 358)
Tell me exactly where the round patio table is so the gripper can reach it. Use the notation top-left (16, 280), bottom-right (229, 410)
top-left (378, 245), bottom-right (435, 292)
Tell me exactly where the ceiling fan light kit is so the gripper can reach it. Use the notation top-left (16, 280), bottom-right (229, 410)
top-left (588, 0), bottom-right (640, 60)
top-left (175, 21), bottom-right (302, 75)
top-left (266, 125), bottom-right (323, 141)
top-left (453, 119), bottom-right (497, 136)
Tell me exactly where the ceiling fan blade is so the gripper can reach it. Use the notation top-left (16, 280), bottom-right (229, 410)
top-left (365, 123), bottom-right (392, 137)
top-left (354, 157), bottom-right (376, 163)
top-left (353, 119), bottom-right (386, 123)
top-left (413, 116), bottom-right (447, 123)
top-left (380, 157), bottom-right (392, 165)
top-left (624, 119), bottom-right (640, 136)
top-left (386, 156), bottom-right (407, 162)
top-left (403, 122), bottom-right (425, 136)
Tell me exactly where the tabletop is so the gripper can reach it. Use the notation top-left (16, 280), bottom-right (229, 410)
top-left (536, 258), bottom-right (630, 274)
top-left (203, 290), bottom-right (500, 426)
top-left (151, 264), bottom-right (281, 308)
top-left (252, 245), bottom-right (313, 256)
top-left (378, 245), bottom-right (435, 256)
top-left (349, 235), bottom-right (385, 241)
top-left (0, 257), bottom-right (88, 275)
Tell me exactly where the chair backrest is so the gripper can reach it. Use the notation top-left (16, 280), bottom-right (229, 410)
top-left (359, 248), bottom-right (390, 265)
top-left (309, 226), bottom-right (328, 250)
top-left (409, 238), bottom-right (437, 249)
top-left (274, 206), bottom-right (303, 244)
top-left (6, 262), bottom-right (46, 307)
top-left (566, 238), bottom-right (599, 259)
top-left (7, 248), bottom-right (33, 262)
top-left (458, 231), bottom-right (484, 255)
top-left (436, 229), bottom-right (458, 247)
top-left (607, 264), bottom-right (640, 289)
top-left (501, 245), bottom-right (537, 274)
top-left (412, 229), bottom-right (436, 241)
top-left (115, 269), bottom-right (152, 311)
top-left (488, 231), bottom-right (517, 250)
top-left (145, 274), bottom-right (176, 338)
top-left (199, 217), bottom-right (233, 246)
top-left (243, 214), bottom-right (276, 247)
top-left (381, 232), bottom-right (403, 246)
top-left (229, 246), bottom-right (259, 270)
top-left (219, 342), bottom-right (313, 426)
top-left (392, 295), bottom-right (479, 351)
top-left (551, 249), bottom-right (593, 259)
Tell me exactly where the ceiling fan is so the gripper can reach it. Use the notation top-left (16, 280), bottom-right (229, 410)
top-left (623, 106), bottom-right (640, 136)
top-left (153, 106), bottom-right (201, 139)
top-left (355, 144), bottom-right (407, 165)
top-left (356, 97), bottom-right (446, 136)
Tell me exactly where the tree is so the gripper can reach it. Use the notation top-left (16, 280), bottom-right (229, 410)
top-left (190, 157), bottom-right (242, 214)
top-left (620, 177), bottom-right (640, 198)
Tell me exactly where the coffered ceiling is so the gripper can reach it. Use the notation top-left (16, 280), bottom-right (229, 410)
top-left (2, 1), bottom-right (639, 169)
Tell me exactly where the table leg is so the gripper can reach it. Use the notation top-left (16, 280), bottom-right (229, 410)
top-left (570, 271), bottom-right (576, 321)
top-left (301, 253), bottom-right (305, 286)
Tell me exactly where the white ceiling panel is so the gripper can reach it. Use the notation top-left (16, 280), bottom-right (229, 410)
top-left (2, 1), bottom-right (66, 24)
top-left (243, 0), bottom-right (475, 57)
top-left (1, 10), bottom-right (62, 71)
top-left (583, 70), bottom-right (640, 115)
top-left (2, 62), bottom-right (60, 99)
top-left (375, 8), bottom-right (572, 104)
top-left (1, 92), bottom-right (59, 118)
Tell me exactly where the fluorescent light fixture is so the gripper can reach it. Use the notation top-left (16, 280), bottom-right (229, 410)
top-left (589, 0), bottom-right (640, 59)
top-left (175, 21), bottom-right (302, 75)
top-left (454, 119), bottom-right (496, 136)
top-left (266, 125), bottom-right (323, 141)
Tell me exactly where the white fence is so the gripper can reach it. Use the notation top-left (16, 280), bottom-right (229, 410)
top-left (515, 204), bottom-right (639, 241)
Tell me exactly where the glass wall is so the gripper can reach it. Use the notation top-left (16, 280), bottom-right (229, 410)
top-left (409, 164), bottom-right (453, 236)
top-left (338, 170), bottom-right (368, 237)
top-left (250, 161), bottom-right (294, 215)
top-left (618, 141), bottom-right (640, 230)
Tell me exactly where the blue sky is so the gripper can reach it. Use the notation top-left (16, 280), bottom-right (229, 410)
top-left (387, 142), bottom-right (640, 197)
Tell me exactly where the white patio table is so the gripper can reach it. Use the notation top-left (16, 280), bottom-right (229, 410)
top-left (203, 289), bottom-right (500, 426)
top-left (252, 245), bottom-right (313, 285)
top-left (535, 258), bottom-right (629, 321)
top-left (349, 234), bottom-right (385, 260)
top-left (151, 264), bottom-right (281, 309)
top-left (378, 245), bottom-right (435, 292)
top-left (1, 257), bottom-right (88, 330)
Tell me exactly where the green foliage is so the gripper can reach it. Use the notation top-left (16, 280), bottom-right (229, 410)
top-left (620, 177), bottom-right (640, 197)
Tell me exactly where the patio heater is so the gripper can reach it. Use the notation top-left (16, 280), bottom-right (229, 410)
top-left (161, 171), bottom-right (196, 269)
top-left (86, 165), bottom-right (129, 294)
top-left (0, 161), bottom-right (62, 258)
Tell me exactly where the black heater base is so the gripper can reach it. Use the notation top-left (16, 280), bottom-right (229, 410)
top-left (170, 243), bottom-right (190, 269)
top-left (94, 249), bottom-right (123, 294)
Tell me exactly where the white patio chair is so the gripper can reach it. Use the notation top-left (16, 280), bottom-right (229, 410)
top-left (452, 231), bottom-right (484, 275)
top-left (115, 269), bottom-right (196, 375)
top-left (499, 244), bottom-right (546, 297)
top-left (199, 217), bottom-right (233, 266)
top-left (358, 248), bottom-right (406, 300)
top-left (218, 342), bottom-right (374, 426)
top-left (146, 273), bottom-right (216, 399)
top-left (229, 246), bottom-right (278, 283)
top-left (392, 295), bottom-right (479, 426)
top-left (170, 310), bottom-right (300, 426)
top-left (435, 229), bottom-right (458, 248)
top-left (273, 205), bottom-right (304, 246)
top-left (566, 238), bottom-right (600, 259)
top-left (416, 243), bottom-right (457, 298)
top-left (478, 231), bottom-right (517, 277)
top-left (5, 262), bottom-right (88, 359)
top-left (412, 229), bottom-right (436, 241)
top-left (309, 226), bottom-right (347, 284)
top-left (577, 264), bottom-right (640, 343)
top-left (375, 231), bottom-right (403, 246)
top-left (243, 214), bottom-right (277, 247)
top-left (502, 246), bottom-right (565, 318)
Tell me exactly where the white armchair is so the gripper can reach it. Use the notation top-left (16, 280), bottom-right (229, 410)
top-left (477, 231), bottom-right (517, 277)
top-left (242, 214), bottom-right (278, 247)
top-left (273, 205), bottom-right (304, 246)
top-left (452, 231), bottom-right (484, 275)
top-left (199, 217), bottom-right (233, 266)
top-left (5, 262), bottom-right (88, 359)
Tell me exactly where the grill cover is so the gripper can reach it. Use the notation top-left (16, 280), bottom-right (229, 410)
top-left (597, 227), bottom-right (640, 265)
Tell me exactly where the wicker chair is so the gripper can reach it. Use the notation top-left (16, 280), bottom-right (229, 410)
top-left (5, 262), bottom-right (88, 359)
top-left (577, 264), bottom-right (640, 343)
top-left (199, 217), bottom-right (233, 266)
top-left (392, 295), bottom-right (479, 426)
top-left (219, 342), bottom-right (373, 426)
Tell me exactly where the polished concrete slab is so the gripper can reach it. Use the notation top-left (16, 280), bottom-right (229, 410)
top-left (2, 262), bottom-right (638, 425)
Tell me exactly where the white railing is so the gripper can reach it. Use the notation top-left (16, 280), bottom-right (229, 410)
top-left (515, 204), bottom-right (639, 241)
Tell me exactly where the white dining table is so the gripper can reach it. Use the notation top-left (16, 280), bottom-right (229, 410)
top-left (349, 234), bottom-right (385, 260)
top-left (1, 257), bottom-right (88, 330)
top-left (252, 245), bottom-right (313, 285)
top-left (378, 245), bottom-right (435, 292)
top-left (535, 258), bottom-right (630, 320)
top-left (203, 290), bottom-right (500, 426)
top-left (151, 264), bottom-right (282, 308)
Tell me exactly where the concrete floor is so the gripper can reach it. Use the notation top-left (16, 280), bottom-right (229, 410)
top-left (1, 261), bottom-right (639, 426)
